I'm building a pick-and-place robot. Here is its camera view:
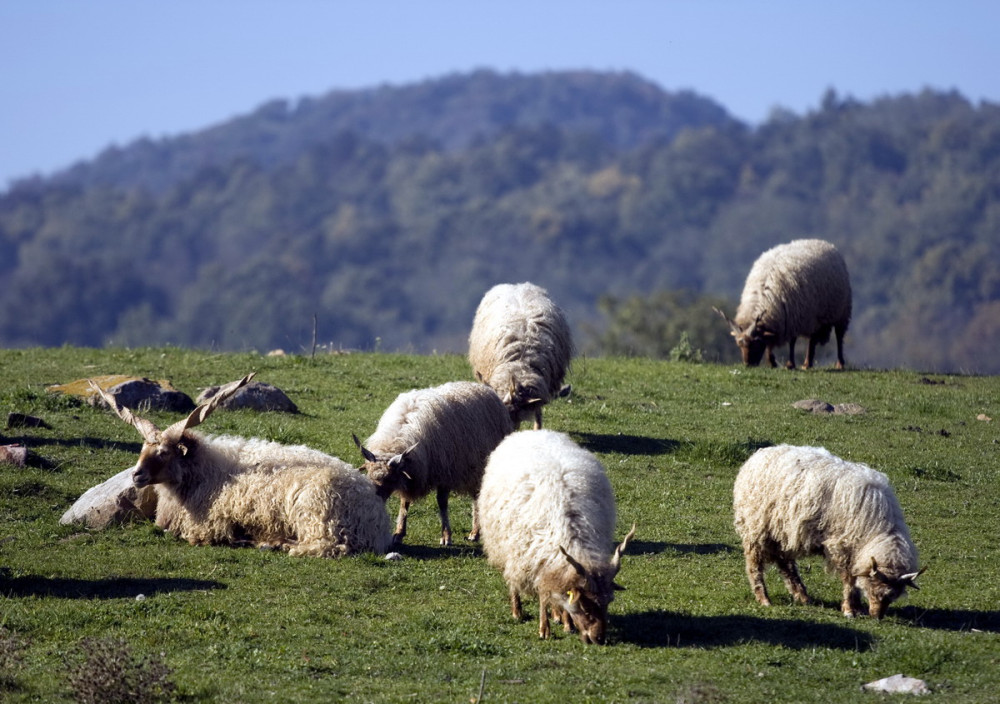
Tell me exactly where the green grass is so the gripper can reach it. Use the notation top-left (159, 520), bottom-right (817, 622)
top-left (1, 347), bottom-right (999, 702)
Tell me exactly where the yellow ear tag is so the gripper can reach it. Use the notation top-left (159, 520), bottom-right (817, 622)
top-left (567, 590), bottom-right (577, 604)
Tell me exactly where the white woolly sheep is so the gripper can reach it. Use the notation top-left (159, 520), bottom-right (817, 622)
top-left (353, 380), bottom-right (514, 546)
top-left (733, 444), bottom-right (923, 618)
top-left (478, 429), bottom-right (635, 644)
top-left (715, 239), bottom-right (852, 369)
top-left (468, 282), bottom-right (573, 429)
top-left (92, 374), bottom-right (391, 557)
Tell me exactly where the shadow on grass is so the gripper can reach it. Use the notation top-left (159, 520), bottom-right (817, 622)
top-left (395, 543), bottom-right (485, 560)
top-left (614, 610), bottom-right (874, 651)
top-left (895, 605), bottom-right (1000, 632)
top-left (0, 571), bottom-right (225, 599)
top-left (572, 432), bottom-right (679, 456)
top-left (630, 541), bottom-right (737, 556)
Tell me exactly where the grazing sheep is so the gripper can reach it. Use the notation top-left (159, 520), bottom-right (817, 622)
top-left (478, 429), bottom-right (635, 644)
top-left (715, 239), bottom-right (852, 369)
top-left (354, 380), bottom-right (514, 546)
top-left (468, 282), bottom-right (573, 429)
top-left (92, 374), bottom-right (391, 557)
top-left (733, 444), bottom-right (923, 618)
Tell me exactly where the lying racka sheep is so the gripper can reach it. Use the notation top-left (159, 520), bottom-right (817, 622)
top-left (478, 429), bottom-right (635, 644)
top-left (354, 380), bottom-right (514, 546)
top-left (733, 444), bottom-right (923, 618)
top-left (715, 238), bottom-right (852, 369)
top-left (92, 374), bottom-right (391, 557)
top-left (468, 282), bottom-right (573, 429)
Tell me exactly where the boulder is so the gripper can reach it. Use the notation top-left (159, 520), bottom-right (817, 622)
top-left (59, 467), bottom-right (158, 530)
top-left (49, 375), bottom-right (195, 413)
top-left (195, 381), bottom-right (298, 413)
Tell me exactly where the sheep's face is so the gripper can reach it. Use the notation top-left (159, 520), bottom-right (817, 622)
top-left (360, 456), bottom-right (409, 500)
top-left (132, 439), bottom-right (181, 488)
top-left (734, 326), bottom-right (769, 366)
top-left (559, 575), bottom-right (615, 645)
top-left (501, 383), bottom-right (545, 426)
top-left (861, 561), bottom-right (924, 619)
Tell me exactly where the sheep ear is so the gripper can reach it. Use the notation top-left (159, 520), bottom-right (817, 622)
top-left (610, 523), bottom-right (637, 574)
top-left (612, 581), bottom-right (626, 592)
top-left (89, 380), bottom-right (162, 444)
top-left (475, 371), bottom-right (485, 383)
top-left (353, 434), bottom-right (379, 463)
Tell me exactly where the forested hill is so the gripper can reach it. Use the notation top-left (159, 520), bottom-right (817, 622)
top-left (44, 70), bottom-right (734, 194)
top-left (2, 70), bottom-right (999, 374)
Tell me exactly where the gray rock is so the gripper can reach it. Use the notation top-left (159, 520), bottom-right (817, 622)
top-left (94, 379), bottom-right (194, 413)
top-left (792, 399), bottom-right (835, 413)
top-left (59, 467), bottom-right (158, 530)
top-left (862, 674), bottom-right (930, 695)
top-left (195, 381), bottom-right (298, 413)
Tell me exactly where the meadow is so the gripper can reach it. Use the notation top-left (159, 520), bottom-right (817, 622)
top-left (1, 346), bottom-right (998, 702)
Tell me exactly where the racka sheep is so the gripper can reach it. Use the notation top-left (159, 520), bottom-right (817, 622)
top-left (715, 239), bottom-right (852, 369)
top-left (468, 282), bottom-right (573, 429)
top-left (478, 430), bottom-right (635, 644)
top-left (354, 380), bottom-right (514, 546)
top-left (92, 374), bottom-right (391, 557)
top-left (733, 444), bottom-right (923, 618)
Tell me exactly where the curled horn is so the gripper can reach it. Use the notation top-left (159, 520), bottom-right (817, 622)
top-left (89, 380), bottom-right (161, 444)
top-left (713, 306), bottom-right (741, 335)
top-left (353, 433), bottom-right (379, 463)
top-left (559, 545), bottom-right (588, 577)
top-left (900, 566), bottom-right (927, 589)
top-left (163, 373), bottom-right (255, 440)
top-left (610, 523), bottom-right (637, 574)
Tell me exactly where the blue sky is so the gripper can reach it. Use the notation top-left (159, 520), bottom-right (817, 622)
top-left (2, 1), bottom-right (998, 189)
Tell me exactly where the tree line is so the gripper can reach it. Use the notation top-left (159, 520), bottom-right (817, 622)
top-left (1, 72), bottom-right (998, 373)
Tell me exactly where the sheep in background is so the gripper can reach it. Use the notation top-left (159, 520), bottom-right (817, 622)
top-left (478, 429), bottom-right (635, 644)
top-left (92, 374), bottom-right (391, 557)
top-left (715, 239), bottom-right (852, 369)
top-left (353, 380), bottom-right (514, 546)
top-left (733, 444), bottom-right (923, 618)
top-left (468, 282), bottom-right (573, 429)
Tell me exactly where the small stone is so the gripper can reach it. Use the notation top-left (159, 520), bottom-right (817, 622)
top-left (384, 552), bottom-right (404, 561)
top-left (862, 674), bottom-right (930, 695)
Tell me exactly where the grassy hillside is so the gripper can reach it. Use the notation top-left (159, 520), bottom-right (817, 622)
top-left (1, 347), bottom-right (999, 702)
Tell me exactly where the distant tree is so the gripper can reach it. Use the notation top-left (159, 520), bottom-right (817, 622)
top-left (587, 290), bottom-right (739, 363)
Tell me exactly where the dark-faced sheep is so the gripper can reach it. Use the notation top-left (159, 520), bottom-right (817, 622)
top-left (93, 374), bottom-right (391, 557)
top-left (733, 444), bottom-right (923, 618)
top-left (468, 282), bottom-right (573, 429)
top-left (715, 239), bottom-right (852, 369)
top-left (353, 380), bottom-right (514, 546)
top-left (478, 429), bottom-right (635, 644)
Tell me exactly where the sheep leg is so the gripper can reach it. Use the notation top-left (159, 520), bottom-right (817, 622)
top-left (840, 573), bottom-right (864, 617)
top-left (533, 407), bottom-right (543, 430)
top-left (745, 546), bottom-right (772, 606)
top-left (392, 498), bottom-right (410, 545)
top-left (538, 595), bottom-right (551, 639)
top-left (785, 339), bottom-right (797, 369)
top-left (803, 335), bottom-right (818, 369)
top-left (775, 556), bottom-right (812, 605)
top-left (436, 487), bottom-right (452, 546)
top-left (834, 323), bottom-right (847, 370)
top-left (509, 588), bottom-right (523, 620)
top-left (766, 346), bottom-right (778, 368)
top-left (466, 500), bottom-right (480, 542)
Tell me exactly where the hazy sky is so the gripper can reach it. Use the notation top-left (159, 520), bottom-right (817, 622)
top-left (2, 1), bottom-right (998, 189)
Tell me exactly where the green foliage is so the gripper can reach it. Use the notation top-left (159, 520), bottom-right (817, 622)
top-left (2, 348), bottom-right (1000, 703)
top-left (1, 74), bottom-right (999, 373)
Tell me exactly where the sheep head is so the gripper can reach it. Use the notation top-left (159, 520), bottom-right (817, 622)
top-left (862, 557), bottom-right (926, 619)
top-left (353, 434), bottom-right (416, 501)
top-left (555, 524), bottom-right (636, 645)
top-left (91, 373), bottom-right (254, 488)
top-left (714, 307), bottom-right (772, 366)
